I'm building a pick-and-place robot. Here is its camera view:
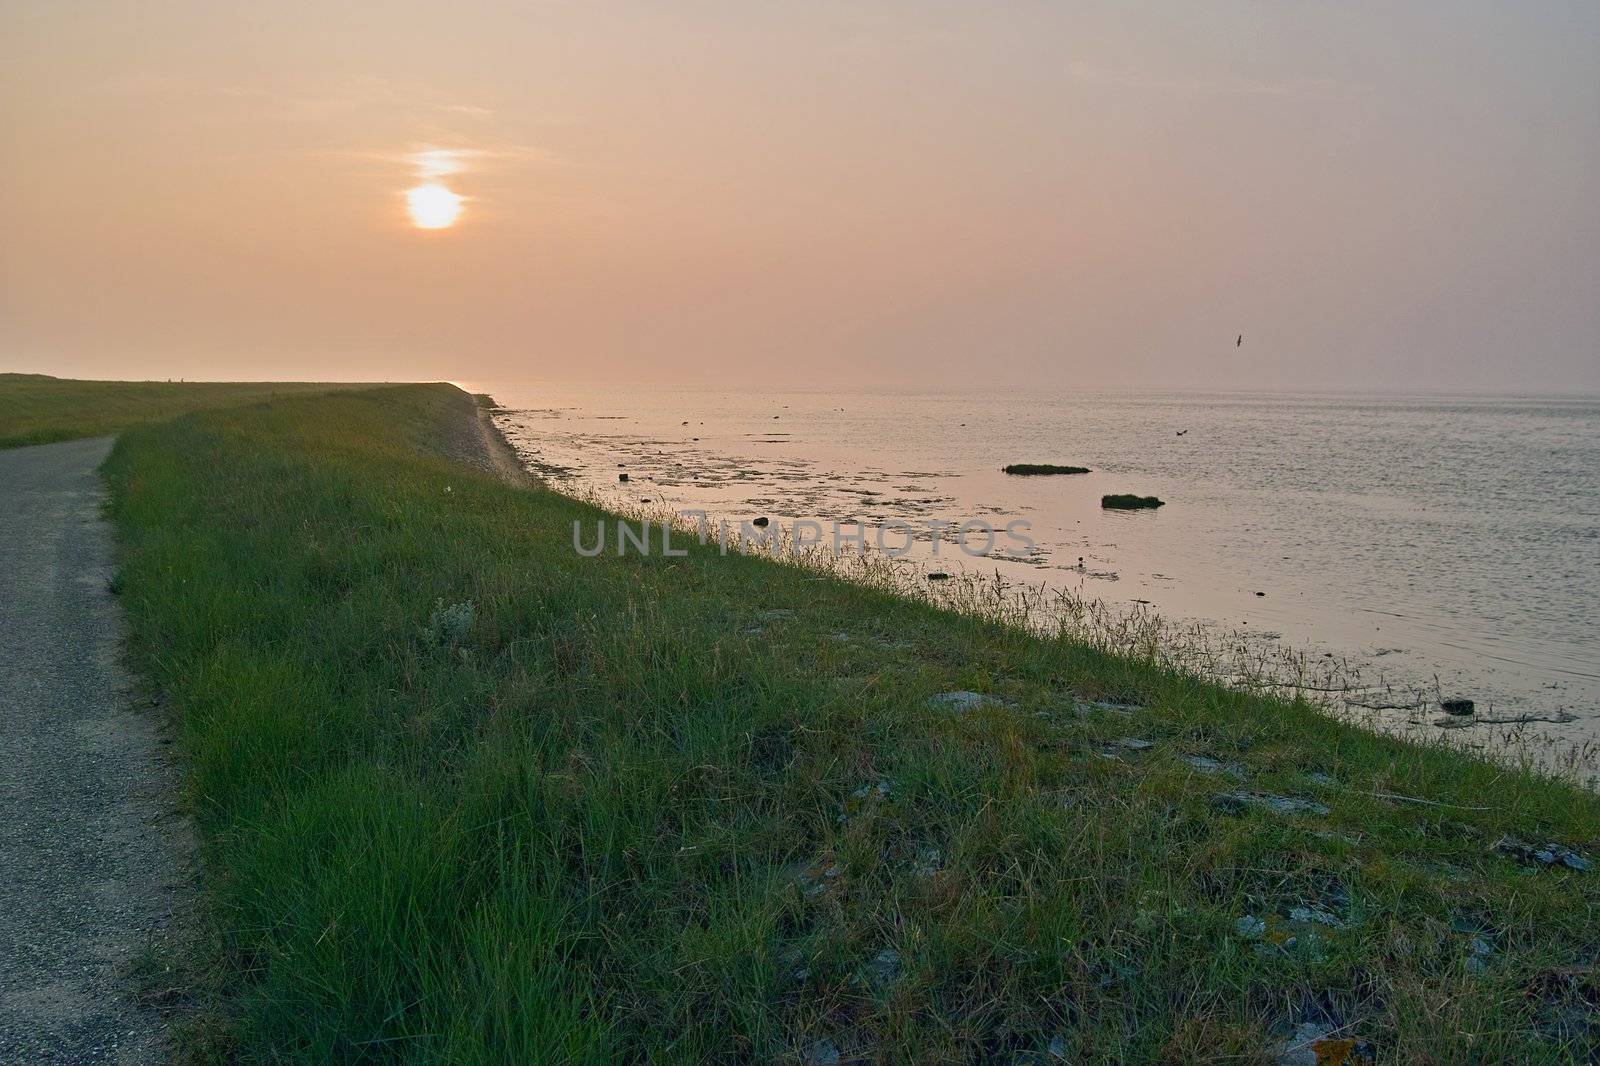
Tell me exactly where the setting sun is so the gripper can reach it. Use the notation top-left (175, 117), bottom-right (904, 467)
top-left (405, 183), bottom-right (463, 229)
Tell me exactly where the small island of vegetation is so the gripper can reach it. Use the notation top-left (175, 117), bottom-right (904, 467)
top-left (1102, 493), bottom-right (1165, 509)
top-left (1002, 463), bottom-right (1090, 476)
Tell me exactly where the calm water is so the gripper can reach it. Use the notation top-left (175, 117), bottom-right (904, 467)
top-left (475, 382), bottom-right (1600, 760)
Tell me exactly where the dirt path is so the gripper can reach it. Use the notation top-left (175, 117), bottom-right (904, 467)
top-left (431, 389), bottom-right (539, 488)
top-left (0, 437), bottom-right (189, 1063)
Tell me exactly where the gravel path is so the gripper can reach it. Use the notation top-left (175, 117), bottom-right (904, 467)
top-left (433, 390), bottom-right (539, 488)
top-left (0, 437), bottom-right (189, 1063)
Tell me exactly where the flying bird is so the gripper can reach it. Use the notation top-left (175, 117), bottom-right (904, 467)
top-left (1236, 333), bottom-right (1243, 347)
top-left (1176, 429), bottom-right (1189, 436)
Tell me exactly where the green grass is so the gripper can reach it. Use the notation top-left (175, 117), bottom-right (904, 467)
top-left (93, 384), bottom-right (1598, 1062)
top-left (1102, 494), bottom-right (1165, 510)
top-left (0, 372), bottom-right (370, 448)
top-left (1002, 464), bottom-right (1090, 476)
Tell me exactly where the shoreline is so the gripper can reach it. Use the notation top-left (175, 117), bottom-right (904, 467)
top-left (470, 392), bottom-right (540, 488)
top-left (428, 387), bottom-right (541, 488)
top-left (483, 393), bottom-right (1598, 785)
top-left (14, 378), bottom-right (1599, 1060)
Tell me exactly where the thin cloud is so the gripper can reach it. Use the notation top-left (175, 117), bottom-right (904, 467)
top-left (340, 143), bottom-right (567, 177)
top-left (1067, 61), bottom-right (1362, 101)
top-left (212, 76), bottom-right (500, 123)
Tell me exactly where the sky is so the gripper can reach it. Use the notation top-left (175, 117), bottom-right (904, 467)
top-left (2, 1), bottom-right (1597, 393)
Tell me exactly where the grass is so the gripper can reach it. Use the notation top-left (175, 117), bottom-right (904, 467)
top-left (0, 372), bottom-right (370, 448)
top-left (1102, 494), bottom-right (1165, 510)
top-left (60, 382), bottom-right (1600, 1061)
top-left (1002, 464), bottom-right (1090, 476)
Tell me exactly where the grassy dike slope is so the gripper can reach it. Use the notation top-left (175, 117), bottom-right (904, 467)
top-left (104, 385), bottom-right (1597, 1062)
top-left (0, 373), bottom-right (369, 448)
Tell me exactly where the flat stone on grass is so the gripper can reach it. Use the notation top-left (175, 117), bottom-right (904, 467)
top-left (1491, 836), bottom-right (1590, 872)
top-left (1213, 791), bottom-right (1330, 817)
top-left (929, 690), bottom-right (1011, 712)
top-left (803, 1037), bottom-right (841, 1066)
top-left (1186, 755), bottom-right (1246, 780)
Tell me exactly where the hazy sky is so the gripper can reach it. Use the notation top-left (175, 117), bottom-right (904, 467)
top-left (3, 2), bottom-right (1597, 392)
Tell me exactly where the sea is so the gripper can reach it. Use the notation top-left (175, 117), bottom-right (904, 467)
top-left (470, 381), bottom-right (1600, 776)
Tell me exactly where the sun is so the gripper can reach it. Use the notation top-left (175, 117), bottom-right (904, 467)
top-left (405, 183), bottom-right (463, 229)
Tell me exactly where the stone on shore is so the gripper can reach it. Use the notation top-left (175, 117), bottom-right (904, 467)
top-left (929, 690), bottom-right (1010, 712)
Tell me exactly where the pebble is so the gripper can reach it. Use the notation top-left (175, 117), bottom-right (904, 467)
top-left (1185, 755), bottom-right (1246, 780)
top-left (1491, 836), bottom-right (1590, 872)
top-left (851, 781), bottom-right (890, 802)
top-left (1213, 791), bottom-right (1330, 817)
top-left (796, 859), bottom-right (842, 897)
top-left (804, 1038), bottom-right (842, 1066)
top-left (929, 690), bottom-right (1010, 711)
top-left (861, 949), bottom-right (901, 988)
top-left (1015, 1035), bottom-right (1071, 1064)
top-left (1464, 932), bottom-right (1497, 975)
top-left (1288, 905), bottom-right (1345, 929)
top-left (1275, 1023), bottom-right (1374, 1066)
top-left (1083, 699), bottom-right (1143, 714)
